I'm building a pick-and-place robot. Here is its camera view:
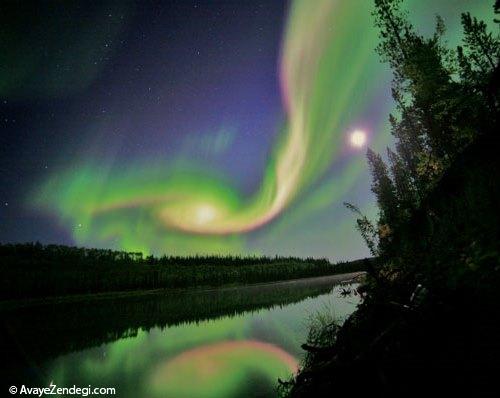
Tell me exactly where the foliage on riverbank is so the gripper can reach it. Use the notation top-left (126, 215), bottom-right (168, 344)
top-left (0, 242), bottom-right (369, 299)
top-left (285, 0), bottom-right (500, 395)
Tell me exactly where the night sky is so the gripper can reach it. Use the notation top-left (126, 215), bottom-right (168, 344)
top-left (0, 0), bottom-right (493, 260)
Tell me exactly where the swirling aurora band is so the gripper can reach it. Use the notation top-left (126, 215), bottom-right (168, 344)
top-left (149, 340), bottom-right (298, 397)
top-left (158, 0), bottom-right (364, 234)
top-left (32, 0), bottom-right (490, 255)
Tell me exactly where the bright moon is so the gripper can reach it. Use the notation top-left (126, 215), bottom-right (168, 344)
top-left (350, 129), bottom-right (367, 148)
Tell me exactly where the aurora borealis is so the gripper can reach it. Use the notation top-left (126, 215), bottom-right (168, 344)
top-left (0, 0), bottom-right (493, 258)
top-left (32, 0), bottom-right (380, 250)
top-left (149, 340), bottom-right (298, 397)
top-left (43, 283), bottom-right (360, 398)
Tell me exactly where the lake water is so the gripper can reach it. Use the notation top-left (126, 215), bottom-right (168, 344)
top-left (2, 274), bottom-right (361, 398)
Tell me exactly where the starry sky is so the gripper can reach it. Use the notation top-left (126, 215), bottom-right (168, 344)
top-left (0, 0), bottom-right (494, 260)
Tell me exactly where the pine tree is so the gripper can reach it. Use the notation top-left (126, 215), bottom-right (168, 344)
top-left (457, 12), bottom-right (499, 125)
top-left (372, 0), bottom-right (499, 191)
top-left (366, 148), bottom-right (398, 228)
top-left (387, 147), bottom-right (417, 216)
top-left (346, 0), bottom-right (498, 260)
top-left (343, 202), bottom-right (379, 257)
top-left (373, 0), bottom-right (454, 183)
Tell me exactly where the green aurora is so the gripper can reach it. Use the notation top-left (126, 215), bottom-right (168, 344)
top-left (149, 340), bottom-right (298, 398)
top-left (31, 0), bottom-right (493, 256)
top-left (43, 284), bottom-right (360, 398)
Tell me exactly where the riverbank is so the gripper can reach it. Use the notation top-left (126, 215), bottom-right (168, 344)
top-left (284, 0), bottom-right (500, 394)
top-left (285, 139), bottom-right (500, 396)
top-left (0, 271), bottom-right (365, 311)
top-left (0, 242), bottom-right (370, 300)
top-left (1, 271), bottom-right (362, 390)
top-left (2, 270), bottom-right (361, 395)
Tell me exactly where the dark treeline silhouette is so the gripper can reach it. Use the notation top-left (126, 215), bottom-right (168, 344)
top-left (0, 275), bottom-right (356, 389)
top-left (0, 242), bottom-right (369, 299)
top-left (285, 0), bottom-right (499, 396)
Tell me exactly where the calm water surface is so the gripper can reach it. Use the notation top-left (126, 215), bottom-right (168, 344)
top-left (4, 274), bottom-right (361, 398)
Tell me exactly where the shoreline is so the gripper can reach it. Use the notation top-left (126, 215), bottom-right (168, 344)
top-left (0, 271), bottom-right (365, 311)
